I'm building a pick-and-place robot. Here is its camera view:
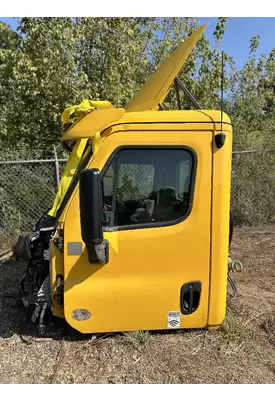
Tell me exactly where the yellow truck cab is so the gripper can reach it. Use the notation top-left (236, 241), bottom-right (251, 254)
top-left (15, 24), bottom-right (233, 335)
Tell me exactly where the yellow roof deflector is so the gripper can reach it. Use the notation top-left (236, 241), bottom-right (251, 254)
top-left (61, 24), bottom-right (206, 143)
top-left (61, 108), bottom-right (125, 142)
top-left (125, 24), bottom-right (207, 113)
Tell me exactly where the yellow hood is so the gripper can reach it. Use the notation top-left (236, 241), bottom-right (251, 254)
top-left (125, 24), bottom-right (207, 112)
top-left (60, 24), bottom-right (206, 144)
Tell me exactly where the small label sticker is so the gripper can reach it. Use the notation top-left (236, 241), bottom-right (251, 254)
top-left (168, 311), bottom-right (180, 329)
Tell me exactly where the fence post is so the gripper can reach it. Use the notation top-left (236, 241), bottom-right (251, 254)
top-left (53, 145), bottom-right (60, 190)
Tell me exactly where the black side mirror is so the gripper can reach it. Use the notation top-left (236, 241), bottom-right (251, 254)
top-left (79, 169), bottom-right (109, 264)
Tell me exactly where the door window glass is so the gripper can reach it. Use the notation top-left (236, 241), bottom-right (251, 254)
top-left (102, 148), bottom-right (194, 228)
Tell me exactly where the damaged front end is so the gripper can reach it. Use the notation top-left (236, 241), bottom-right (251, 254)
top-left (14, 213), bottom-right (59, 334)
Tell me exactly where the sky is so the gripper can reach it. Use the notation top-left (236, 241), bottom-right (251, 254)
top-left (1, 17), bottom-right (275, 69)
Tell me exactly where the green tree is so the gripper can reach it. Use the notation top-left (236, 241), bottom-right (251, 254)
top-left (0, 17), bottom-right (233, 157)
top-left (1, 17), bottom-right (275, 226)
top-left (0, 18), bottom-right (89, 156)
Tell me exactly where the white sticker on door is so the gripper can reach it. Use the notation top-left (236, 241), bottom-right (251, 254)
top-left (167, 311), bottom-right (180, 329)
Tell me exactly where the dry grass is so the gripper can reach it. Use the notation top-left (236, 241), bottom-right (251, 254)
top-left (122, 331), bottom-right (151, 349)
top-left (221, 313), bottom-right (245, 338)
top-left (0, 227), bottom-right (275, 383)
top-left (260, 314), bottom-right (275, 345)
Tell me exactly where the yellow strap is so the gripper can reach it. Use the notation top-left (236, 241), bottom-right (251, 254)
top-left (48, 138), bottom-right (88, 217)
top-left (61, 99), bottom-right (115, 125)
top-left (48, 99), bottom-right (111, 217)
top-left (48, 131), bottom-right (103, 218)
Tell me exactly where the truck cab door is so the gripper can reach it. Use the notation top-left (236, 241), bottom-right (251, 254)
top-left (63, 128), bottom-right (212, 333)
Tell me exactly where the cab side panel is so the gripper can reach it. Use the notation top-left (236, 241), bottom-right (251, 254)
top-left (63, 129), bottom-right (213, 333)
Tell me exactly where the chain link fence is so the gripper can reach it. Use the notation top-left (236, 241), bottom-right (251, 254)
top-left (0, 150), bottom-right (274, 252)
top-left (0, 158), bottom-right (67, 251)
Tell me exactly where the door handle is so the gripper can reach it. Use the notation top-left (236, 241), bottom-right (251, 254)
top-left (180, 281), bottom-right (201, 315)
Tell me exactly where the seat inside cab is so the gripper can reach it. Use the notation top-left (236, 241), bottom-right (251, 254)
top-left (102, 148), bottom-right (193, 228)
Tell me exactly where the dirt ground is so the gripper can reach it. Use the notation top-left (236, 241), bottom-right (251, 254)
top-left (0, 227), bottom-right (275, 384)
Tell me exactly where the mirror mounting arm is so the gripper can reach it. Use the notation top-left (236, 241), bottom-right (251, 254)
top-left (87, 240), bottom-right (109, 264)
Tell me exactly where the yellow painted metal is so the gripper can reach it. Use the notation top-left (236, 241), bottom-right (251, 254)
top-left (57, 110), bottom-right (230, 224)
top-left (62, 124), bottom-right (213, 333)
top-left (49, 19), bottom-right (233, 333)
top-left (108, 109), bottom-right (230, 133)
top-left (57, 110), bottom-right (231, 225)
top-left (61, 108), bottom-right (125, 142)
top-left (61, 108), bottom-right (230, 145)
top-left (208, 127), bottom-right (233, 327)
top-left (59, 24), bottom-right (206, 145)
top-left (125, 24), bottom-right (207, 112)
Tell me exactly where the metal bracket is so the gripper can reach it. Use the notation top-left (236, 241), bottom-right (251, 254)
top-left (174, 76), bottom-right (202, 110)
top-left (87, 240), bottom-right (109, 264)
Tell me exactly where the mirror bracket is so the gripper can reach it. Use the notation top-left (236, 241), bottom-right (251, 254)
top-left (87, 240), bottom-right (109, 264)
